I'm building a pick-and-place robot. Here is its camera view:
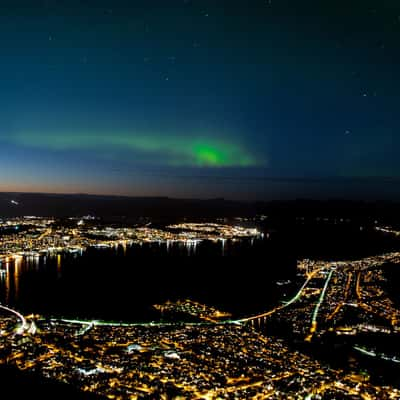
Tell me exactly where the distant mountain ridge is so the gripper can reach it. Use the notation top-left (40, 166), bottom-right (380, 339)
top-left (0, 192), bottom-right (250, 218)
top-left (0, 192), bottom-right (400, 222)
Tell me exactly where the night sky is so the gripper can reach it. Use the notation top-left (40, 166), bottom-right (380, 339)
top-left (1, 0), bottom-right (400, 200)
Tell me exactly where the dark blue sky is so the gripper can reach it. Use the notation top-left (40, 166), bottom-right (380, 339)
top-left (1, 0), bottom-right (400, 200)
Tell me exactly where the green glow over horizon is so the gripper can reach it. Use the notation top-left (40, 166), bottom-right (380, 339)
top-left (11, 132), bottom-right (263, 167)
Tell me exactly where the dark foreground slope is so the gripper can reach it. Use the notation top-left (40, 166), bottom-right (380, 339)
top-left (0, 365), bottom-right (104, 400)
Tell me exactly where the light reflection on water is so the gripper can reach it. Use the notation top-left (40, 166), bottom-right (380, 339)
top-left (0, 240), bottom-right (212, 312)
top-left (0, 236), bottom-right (291, 321)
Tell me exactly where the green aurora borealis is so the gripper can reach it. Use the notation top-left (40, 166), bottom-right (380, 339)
top-left (1, 0), bottom-right (400, 199)
top-left (11, 132), bottom-right (261, 168)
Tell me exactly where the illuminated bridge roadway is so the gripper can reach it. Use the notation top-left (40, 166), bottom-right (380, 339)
top-left (0, 303), bottom-right (29, 334)
top-left (235, 267), bottom-right (323, 327)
